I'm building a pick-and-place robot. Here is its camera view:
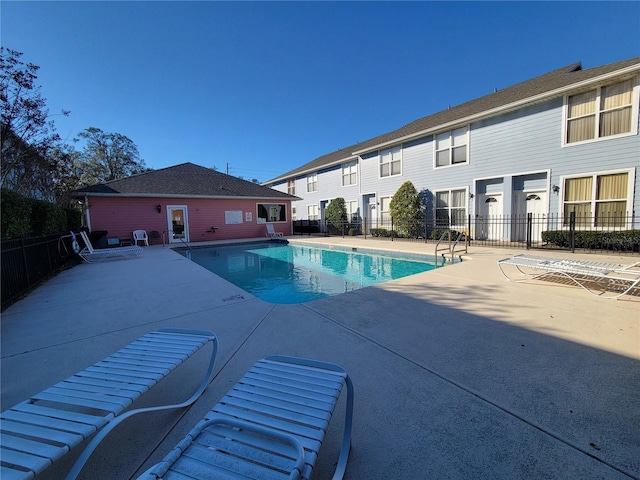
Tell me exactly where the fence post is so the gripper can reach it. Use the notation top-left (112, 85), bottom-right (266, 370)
top-left (526, 213), bottom-right (532, 250)
top-left (391, 216), bottom-right (394, 242)
top-left (467, 214), bottom-right (471, 248)
top-left (569, 211), bottom-right (576, 253)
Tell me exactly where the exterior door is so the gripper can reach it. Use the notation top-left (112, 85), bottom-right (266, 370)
top-left (513, 191), bottom-right (546, 242)
top-left (167, 206), bottom-right (189, 243)
top-left (479, 194), bottom-right (503, 240)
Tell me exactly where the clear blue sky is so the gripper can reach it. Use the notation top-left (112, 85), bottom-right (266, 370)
top-left (3, 1), bottom-right (639, 182)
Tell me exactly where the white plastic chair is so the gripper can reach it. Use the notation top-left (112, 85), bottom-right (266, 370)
top-left (133, 230), bottom-right (149, 246)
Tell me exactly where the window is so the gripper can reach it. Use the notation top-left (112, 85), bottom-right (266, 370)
top-left (257, 203), bottom-right (287, 223)
top-left (435, 189), bottom-right (467, 227)
top-left (291, 207), bottom-right (297, 221)
top-left (346, 200), bottom-right (358, 221)
top-left (379, 147), bottom-right (401, 178)
top-left (308, 204), bottom-right (319, 220)
top-left (287, 179), bottom-right (296, 195)
top-left (380, 197), bottom-right (392, 224)
top-left (566, 78), bottom-right (635, 144)
top-left (307, 173), bottom-right (317, 193)
top-left (435, 127), bottom-right (468, 168)
top-left (342, 161), bottom-right (357, 186)
top-left (563, 171), bottom-right (630, 227)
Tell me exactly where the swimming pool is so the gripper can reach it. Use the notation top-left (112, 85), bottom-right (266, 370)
top-left (178, 241), bottom-right (448, 304)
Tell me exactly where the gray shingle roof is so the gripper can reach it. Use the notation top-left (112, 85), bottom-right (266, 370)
top-left (73, 162), bottom-right (298, 199)
top-left (267, 56), bottom-right (640, 183)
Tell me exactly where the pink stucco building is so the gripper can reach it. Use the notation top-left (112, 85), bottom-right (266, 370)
top-left (72, 163), bottom-right (298, 245)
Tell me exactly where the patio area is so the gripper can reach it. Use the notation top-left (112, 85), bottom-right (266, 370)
top-left (1, 237), bottom-right (639, 480)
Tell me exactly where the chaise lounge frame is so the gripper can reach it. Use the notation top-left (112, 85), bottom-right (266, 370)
top-left (0, 328), bottom-right (218, 480)
top-left (497, 254), bottom-right (640, 299)
top-left (137, 355), bottom-right (354, 480)
top-left (75, 231), bottom-right (143, 263)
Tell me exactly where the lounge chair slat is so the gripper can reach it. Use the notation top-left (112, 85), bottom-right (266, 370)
top-left (0, 433), bottom-right (67, 461)
top-left (53, 380), bottom-right (146, 398)
top-left (0, 449), bottom-right (46, 479)
top-left (218, 394), bottom-right (330, 430)
top-left (59, 375), bottom-right (147, 393)
top-left (71, 370), bottom-right (156, 387)
top-left (180, 443), bottom-right (292, 479)
top-left (0, 410), bottom-right (96, 438)
top-left (232, 382), bottom-right (334, 412)
top-left (1, 419), bottom-right (84, 446)
top-left (239, 375), bottom-right (339, 404)
top-left (31, 391), bottom-right (129, 412)
top-left (10, 402), bottom-right (107, 428)
top-left (223, 389), bottom-right (333, 422)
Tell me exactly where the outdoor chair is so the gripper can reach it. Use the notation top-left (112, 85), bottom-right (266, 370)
top-left (75, 231), bottom-right (143, 262)
top-left (497, 254), bottom-right (640, 299)
top-left (266, 224), bottom-right (284, 238)
top-left (133, 229), bottom-right (149, 246)
top-left (136, 355), bottom-right (354, 480)
top-left (1, 329), bottom-right (218, 480)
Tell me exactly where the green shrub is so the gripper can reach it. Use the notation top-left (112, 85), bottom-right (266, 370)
top-left (1, 188), bottom-right (79, 239)
top-left (542, 229), bottom-right (640, 251)
top-left (429, 228), bottom-right (461, 241)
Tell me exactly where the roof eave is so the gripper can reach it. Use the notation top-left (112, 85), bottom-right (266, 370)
top-left (265, 153), bottom-right (360, 185)
top-left (352, 63), bottom-right (640, 155)
top-left (71, 192), bottom-right (299, 201)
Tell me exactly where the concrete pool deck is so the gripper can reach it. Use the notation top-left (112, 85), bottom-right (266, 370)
top-left (1, 237), bottom-right (639, 479)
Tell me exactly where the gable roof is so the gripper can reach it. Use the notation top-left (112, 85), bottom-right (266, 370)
top-left (266, 56), bottom-right (640, 184)
top-left (72, 162), bottom-right (298, 200)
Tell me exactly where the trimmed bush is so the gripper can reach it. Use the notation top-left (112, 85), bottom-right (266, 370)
top-left (1, 188), bottom-right (81, 239)
top-left (542, 229), bottom-right (640, 251)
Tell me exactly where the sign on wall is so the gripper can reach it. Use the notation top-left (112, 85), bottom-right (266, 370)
top-left (225, 210), bottom-right (243, 224)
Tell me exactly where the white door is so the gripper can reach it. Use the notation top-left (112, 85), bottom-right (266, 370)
top-left (514, 192), bottom-right (546, 242)
top-left (167, 206), bottom-right (189, 244)
top-left (479, 194), bottom-right (503, 240)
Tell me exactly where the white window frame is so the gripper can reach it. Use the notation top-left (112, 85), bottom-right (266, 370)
top-left (380, 196), bottom-right (392, 225)
top-left (434, 188), bottom-right (468, 229)
top-left (287, 179), bottom-right (296, 195)
top-left (291, 206), bottom-right (297, 221)
top-left (559, 168), bottom-right (633, 228)
top-left (434, 126), bottom-right (469, 168)
top-left (342, 161), bottom-right (358, 186)
top-left (346, 200), bottom-right (358, 221)
top-left (307, 173), bottom-right (318, 193)
top-left (563, 76), bottom-right (639, 146)
top-left (256, 203), bottom-right (287, 223)
top-left (379, 146), bottom-right (402, 178)
top-left (307, 204), bottom-right (319, 220)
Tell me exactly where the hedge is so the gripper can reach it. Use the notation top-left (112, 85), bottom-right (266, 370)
top-left (541, 229), bottom-right (640, 251)
top-left (1, 189), bottom-right (82, 240)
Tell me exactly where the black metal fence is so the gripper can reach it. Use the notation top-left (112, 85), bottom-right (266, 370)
top-left (301, 212), bottom-right (639, 254)
top-left (1, 233), bottom-right (80, 311)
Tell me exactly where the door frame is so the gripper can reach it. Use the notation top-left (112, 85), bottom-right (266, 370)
top-left (167, 205), bottom-right (189, 243)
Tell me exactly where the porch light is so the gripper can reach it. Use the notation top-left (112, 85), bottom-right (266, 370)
top-left (552, 185), bottom-right (559, 194)
top-left (156, 204), bottom-right (162, 213)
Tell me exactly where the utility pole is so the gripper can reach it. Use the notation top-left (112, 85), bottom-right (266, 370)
top-left (226, 163), bottom-right (229, 175)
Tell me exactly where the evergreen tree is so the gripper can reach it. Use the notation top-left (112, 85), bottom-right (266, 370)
top-left (390, 181), bottom-right (423, 237)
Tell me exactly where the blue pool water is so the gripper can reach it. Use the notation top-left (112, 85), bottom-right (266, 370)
top-left (179, 242), bottom-right (446, 304)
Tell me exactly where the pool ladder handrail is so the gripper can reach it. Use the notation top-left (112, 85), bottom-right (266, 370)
top-left (163, 230), bottom-right (192, 251)
top-left (435, 231), bottom-right (467, 264)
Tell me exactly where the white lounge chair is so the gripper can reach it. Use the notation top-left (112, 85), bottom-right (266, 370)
top-left (498, 254), bottom-right (640, 299)
top-left (133, 229), bottom-right (149, 246)
top-left (266, 224), bottom-right (284, 238)
top-left (1, 329), bottom-right (218, 480)
top-left (75, 231), bottom-right (143, 262)
top-left (136, 355), bottom-right (354, 480)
